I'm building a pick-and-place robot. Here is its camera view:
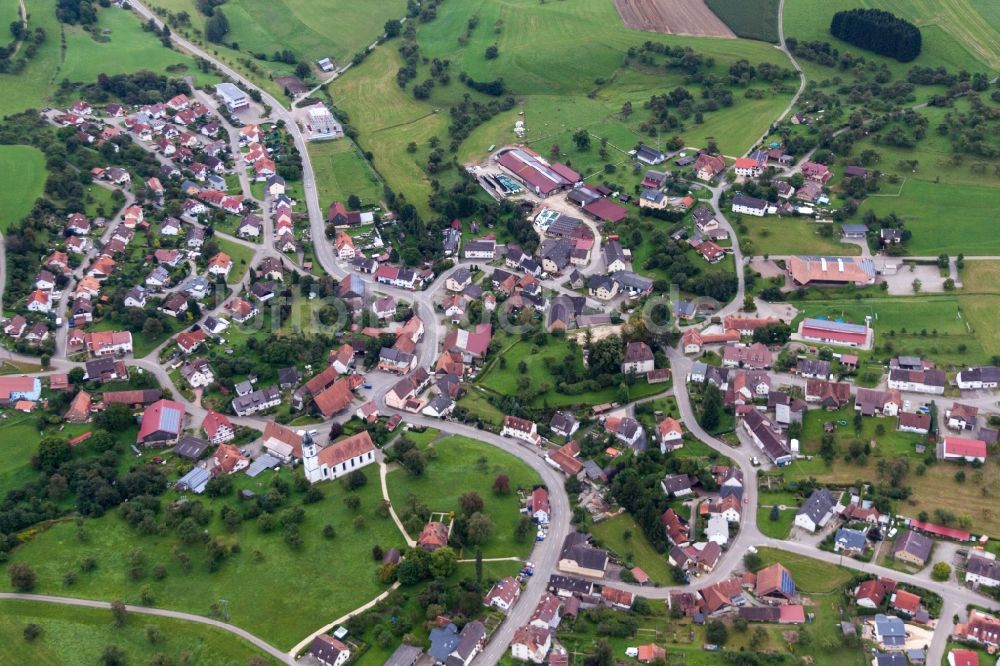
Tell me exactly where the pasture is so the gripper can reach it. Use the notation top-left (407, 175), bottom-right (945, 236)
top-left (783, 0), bottom-right (1000, 74)
top-left (739, 216), bottom-right (861, 257)
top-left (154, 0), bottom-right (405, 80)
top-left (0, 2), bottom-right (217, 118)
top-left (327, 47), bottom-right (448, 217)
top-left (705, 0), bottom-right (780, 42)
top-left (0, 465), bottom-right (402, 650)
top-left (385, 435), bottom-right (541, 559)
top-left (308, 139), bottom-right (384, 208)
top-left (860, 180), bottom-right (1000, 256)
top-left (0, 600), bottom-right (279, 665)
top-left (329, 0), bottom-right (796, 204)
top-left (0, 145), bottom-right (46, 231)
top-left (794, 295), bottom-right (989, 365)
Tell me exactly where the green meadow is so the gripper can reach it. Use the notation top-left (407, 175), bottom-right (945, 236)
top-left (0, 145), bottom-right (46, 231)
top-left (784, 0), bottom-right (1000, 75)
top-left (308, 139), bottom-right (384, 208)
top-left (0, 3), bottom-right (218, 118)
top-left (386, 434), bottom-right (541, 559)
top-left (0, 600), bottom-right (279, 665)
top-left (152, 0), bottom-right (405, 89)
top-left (1, 465), bottom-right (402, 650)
top-left (329, 0), bottom-right (797, 209)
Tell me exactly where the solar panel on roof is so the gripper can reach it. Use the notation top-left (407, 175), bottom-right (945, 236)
top-left (160, 406), bottom-right (181, 432)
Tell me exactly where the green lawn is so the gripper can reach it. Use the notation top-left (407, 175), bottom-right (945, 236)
top-left (793, 295), bottom-right (990, 366)
top-left (755, 547), bottom-right (855, 593)
top-left (385, 435), bottom-right (541, 559)
top-left (456, 389), bottom-right (506, 427)
top-left (739, 216), bottom-right (861, 257)
top-left (1, 465), bottom-right (402, 650)
top-left (756, 505), bottom-right (795, 539)
top-left (308, 139), bottom-right (384, 208)
top-left (0, 145), bottom-right (46, 231)
top-left (215, 237), bottom-right (255, 285)
top-left (861, 180), bottom-right (1000, 256)
top-left (590, 513), bottom-right (671, 585)
top-left (0, 599), bottom-right (279, 665)
top-left (477, 337), bottom-right (667, 409)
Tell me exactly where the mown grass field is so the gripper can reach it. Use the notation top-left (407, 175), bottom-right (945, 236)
top-left (861, 180), bottom-right (1000, 256)
top-left (308, 139), bottom-right (384, 208)
top-left (739, 217), bottom-right (861, 257)
top-left (327, 47), bottom-right (447, 217)
top-left (0, 600), bottom-right (279, 665)
top-left (960, 261), bottom-right (1000, 293)
top-left (0, 145), bottom-right (46, 231)
top-left (794, 295), bottom-right (990, 366)
top-left (477, 336), bottom-right (667, 408)
top-left (1, 465), bottom-right (402, 650)
top-left (783, 0), bottom-right (1000, 74)
top-left (385, 435), bottom-right (541, 559)
top-left (153, 0), bottom-right (404, 84)
top-left (0, 2), bottom-right (218, 118)
top-left (590, 513), bottom-right (671, 585)
top-left (705, 0), bottom-right (780, 42)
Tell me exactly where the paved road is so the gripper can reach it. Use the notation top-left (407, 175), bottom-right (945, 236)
top-left (0, 593), bottom-right (293, 664)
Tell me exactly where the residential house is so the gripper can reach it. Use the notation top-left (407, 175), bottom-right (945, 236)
top-left (232, 386), bottom-right (282, 417)
top-left (202, 411), bottom-right (235, 445)
top-left (484, 576), bottom-right (521, 612)
top-left (794, 488), bottom-right (838, 532)
top-left (892, 530), bottom-right (933, 567)
top-left (741, 410), bottom-right (792, 465)
top-left (549, 411), bottom-right (579, 439)
top-left (947, 403), bottom-right (978, 431)
top-left (657, 417), bottom-right (683, 452)
top-left (558, 533), bottom-right (608, 578)
top-left (503, 416), bottom-right (541, 445)
top-left (888, 368), bottom-right (946, 395)
top-left (621, 341), bottom-right (655, 374)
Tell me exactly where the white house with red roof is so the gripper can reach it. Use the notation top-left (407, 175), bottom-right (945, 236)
top-left (484, 576), bottom-right (521, 612)
top-left (202, 411), bottom-right (235, 444)
top-left (502, 415), bottom-right (540, 445)
top-left (941, 436), bottom-right (987, 463)
top-left (532, 487), bottom-right (551, 524)
top-left (26, 289), bottom-right (51, 313)
top-left (207, 252), bottom-right (233, 278)
top-left (657, 417), bottom-right (683, 452)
